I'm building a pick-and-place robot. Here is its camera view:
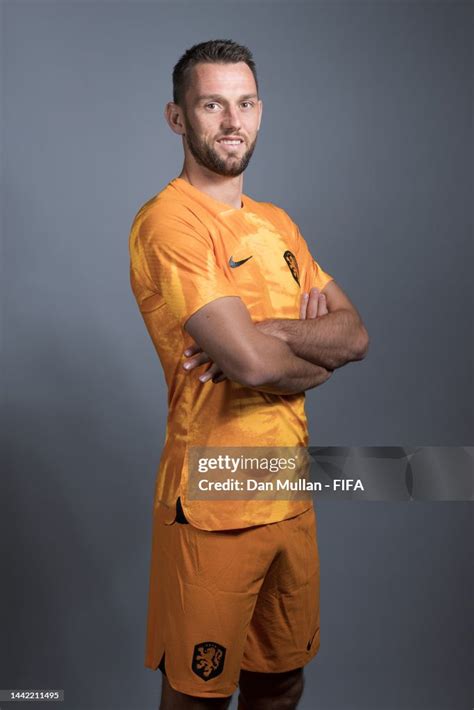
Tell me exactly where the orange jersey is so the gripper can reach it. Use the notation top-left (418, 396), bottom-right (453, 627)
top-left (129, 177), bottom-right (333, 530)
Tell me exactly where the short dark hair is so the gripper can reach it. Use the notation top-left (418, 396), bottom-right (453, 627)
top-left (172, 39), bottom-right (259, 109)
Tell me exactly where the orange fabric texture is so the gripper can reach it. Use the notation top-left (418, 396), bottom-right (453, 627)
top-left (147, 502), bottom-right (320, 697)
top-left (129, 177), bottom-right (333, 530)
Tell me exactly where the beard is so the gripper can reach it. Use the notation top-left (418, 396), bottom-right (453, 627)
top-left (183, 114), bottom-right (258, 177)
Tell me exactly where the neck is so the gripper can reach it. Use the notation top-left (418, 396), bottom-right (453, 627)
top-left (178, 169), bottom-right (243, 210)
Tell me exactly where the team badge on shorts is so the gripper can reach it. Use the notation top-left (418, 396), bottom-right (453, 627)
top-left (191, 641), bottom-right (226, 680)
top-left (283, 250), bottom-right (300, 286)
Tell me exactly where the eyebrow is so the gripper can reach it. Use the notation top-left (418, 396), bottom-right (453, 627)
top-left (195, 93), bottom-right (258, 104)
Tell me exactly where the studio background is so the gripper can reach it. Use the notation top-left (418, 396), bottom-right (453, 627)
top-left (1, 1), bottom-right (472, 709)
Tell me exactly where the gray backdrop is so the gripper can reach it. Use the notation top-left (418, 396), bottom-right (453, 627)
top-left (1, 1), bottom-right (472, 709)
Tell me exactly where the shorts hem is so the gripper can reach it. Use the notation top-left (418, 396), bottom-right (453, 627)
top-left (145, 656), bottom-right (236, 699)
top-left (240, 644), bottom-right (320, 674)
top-left (144, 659), bottom-right (161, 671)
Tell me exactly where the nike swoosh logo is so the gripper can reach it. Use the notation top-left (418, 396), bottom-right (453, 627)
top-left (229, 255), bottom-right (253, 268)
top-left (307, 628), bottom-right (318, 651)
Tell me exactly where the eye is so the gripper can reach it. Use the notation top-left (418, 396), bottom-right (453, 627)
top-left (241, 101), bottom-right (254, 108)
top-left (205, 102), bottom-right (219, 110)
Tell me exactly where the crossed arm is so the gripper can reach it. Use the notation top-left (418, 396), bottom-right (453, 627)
top-left (254, 281), bottom-right (369, 371)
top-left (181, 280), bottom-right (369, 396)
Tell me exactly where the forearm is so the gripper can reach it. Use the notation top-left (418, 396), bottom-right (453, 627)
top-left (245, 333), bottom-right (333, 395)
top-left (261, 309), bottom-right (368, 370)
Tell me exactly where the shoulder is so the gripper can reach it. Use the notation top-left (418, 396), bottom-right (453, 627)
top-left (129, 188), bottom-right (210, 250)
top-left (131, 186), bottom-right (199, 230)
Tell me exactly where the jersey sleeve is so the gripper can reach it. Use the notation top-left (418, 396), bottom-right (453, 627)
top-left (131, 209), bottom-right (241, 329)
top-left (293, 221), bottom-right (334, 293)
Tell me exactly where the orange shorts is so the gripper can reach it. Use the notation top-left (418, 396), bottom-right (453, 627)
top-left (144, 498), bottom-right (320, 699)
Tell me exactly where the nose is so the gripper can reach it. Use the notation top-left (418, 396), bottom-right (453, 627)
top-left (221, 104), bottom-right (242, 131)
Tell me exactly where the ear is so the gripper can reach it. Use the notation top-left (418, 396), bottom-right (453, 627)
top-left (164, 101), bottom-right (185, 136)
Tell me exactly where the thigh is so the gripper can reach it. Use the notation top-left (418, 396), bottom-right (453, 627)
top-left (238, 667), bottom-right (305, 707)
top-left (241, 506), bottom-right (320, 673)
top-left (239, 668), bottom-right (304, 698)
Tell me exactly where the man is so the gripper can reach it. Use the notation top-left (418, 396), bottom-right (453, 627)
top-left (129, 39), bottom-right (369, 710)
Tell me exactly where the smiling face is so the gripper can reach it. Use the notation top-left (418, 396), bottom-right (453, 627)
top-left (177, 61), bottom-right (263, 178)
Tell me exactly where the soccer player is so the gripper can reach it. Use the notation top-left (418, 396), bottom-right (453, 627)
top-left (129, 39), bottom-right (369, 710)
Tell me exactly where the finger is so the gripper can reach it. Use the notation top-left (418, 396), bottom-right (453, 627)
top-left (300, 292), bottom-right (309, 319)
top-left (183, 343), bottom-right (202, 357)
top-left (212, 371), bottom-right (227, 384)
top-left (306, 288), bottom-right (320, 319)
top-left (199, 361), bottom-right (221, 383)
top-left (318, 293), bottom-right (328, 316)
top-left (182, 352), bottom-right (211, 371)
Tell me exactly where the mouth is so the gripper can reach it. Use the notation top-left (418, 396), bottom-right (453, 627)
top-left (217, 138), bottom-right (244, 150)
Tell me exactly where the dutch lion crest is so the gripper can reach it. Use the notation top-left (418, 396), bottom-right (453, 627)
top-left (191, 641), bottom-right (226, 681)
top-left (283, 250), bottom-right (300, 286)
